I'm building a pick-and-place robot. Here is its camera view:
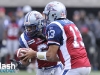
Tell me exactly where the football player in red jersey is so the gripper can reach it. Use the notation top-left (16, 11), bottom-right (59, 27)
top-left (21, 1), bottom-right (91, 75)
top-left (16, 10), bottom-right (63, 75)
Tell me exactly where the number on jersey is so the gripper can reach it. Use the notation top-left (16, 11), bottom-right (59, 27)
top-left (37, 44), bottom-right (47, 52)
top-left (70, 26), bottom-right (85, 48)
top-left (48, 30), bottom-right (55, 39)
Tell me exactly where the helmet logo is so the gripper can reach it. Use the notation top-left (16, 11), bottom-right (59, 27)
top-left (61, 10), bottom-right (66, 18)
top-left (61, 12), bottom-right (65, 17)
top-left (34, 14), bottom-right (41, 20)
top-left (47, 4), bottom-right (56, 11)
top-left (24, 22), bottom-right (30, 25)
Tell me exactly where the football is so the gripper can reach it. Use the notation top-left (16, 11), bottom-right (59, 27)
top-left (16, 48), bottom-right (31, 62)
top-left (17, 48), bottom-right (28, 59)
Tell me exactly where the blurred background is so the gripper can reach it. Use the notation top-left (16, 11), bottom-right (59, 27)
top-left (0, 0), bottom-right (100, 75)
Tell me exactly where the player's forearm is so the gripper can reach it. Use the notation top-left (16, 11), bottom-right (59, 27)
top-left (19, 47), bottom-right (59, 62)
top-left (46, 45), bottom-right (59, 62)
top-left (36, 51), bottom-right (59, 62)
top-left (47, 56), bottom-right (59, 62)
top-left (36, 45), bottom-right (59, 62)
top-left (46, 52), bottom-right (59, 62)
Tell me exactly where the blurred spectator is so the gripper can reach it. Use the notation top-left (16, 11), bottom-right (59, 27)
top-left (86, 14), bottom-right (99, 70)
top-left (23, 5), bottom-right (32, 15)
top-left (4, 12), bottom-right (20, 63)
top-left (73, 10), bottom-right (88, 31)
top-left (94, 11), bottom-right (100, 70)
top-left (81, 26), bottom-right (97, 70)
top-left (16, 5), bottom-right (32, 33)
top-left (80, 10), bottom-right (89, 28)
top-left (80, 10), bottom-right (87, 23)
top-left (0, 7), bottom-right (10, 64)
top-left (73, 10), bottom-right (81, 30)
top-left (86, 13), bottom-right (96, 33)
top-left (16, 7), bottom-right (24, 33)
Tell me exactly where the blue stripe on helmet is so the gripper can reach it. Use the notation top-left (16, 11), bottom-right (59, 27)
top-left (26, 12), bottom-right (31, 22)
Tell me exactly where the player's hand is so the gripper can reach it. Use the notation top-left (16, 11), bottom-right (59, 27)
top-left (20, 60), bottom-right (30, 66)
top-left (9, 59), bottom-right (27, 69)
top-left (20, 48), bottom-right (37, 62)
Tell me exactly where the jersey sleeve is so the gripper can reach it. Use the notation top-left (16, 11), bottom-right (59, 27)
top-left (46, 23), bottom-right (63, 46)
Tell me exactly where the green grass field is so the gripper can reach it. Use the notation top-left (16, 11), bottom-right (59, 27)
top-left (0, 71), bottom-right (100, 75)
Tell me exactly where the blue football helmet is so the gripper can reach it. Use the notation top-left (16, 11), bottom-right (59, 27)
top-left (43, 1), bottom-right (67, 24)
top-left (24, 11), bottom-right (44, 37)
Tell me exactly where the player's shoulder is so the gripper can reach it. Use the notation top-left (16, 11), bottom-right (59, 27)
top-left (20, 32), bottom-right (25, 39)
top-left (48, 19), bottom-right (74, 27)
top-left (19, 32), bottom-right (28, 47)
top-left (19, 32), bottom-right (31, 47)
top-left (58, 19), bottom-right (74, 26)
top-left (47, 21), bottom-right (61, 29)
top-left (19, 32), bottom-right (25, 41)
top-left (46, 21), bottom-right (61, 31)
top-left (48, 21), bottom-right (58, 27)
top-left (19, 32), bottom-right (30, 41)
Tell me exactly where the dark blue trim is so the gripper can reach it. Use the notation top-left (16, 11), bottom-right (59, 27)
top-left (24, 32), bottom-right (31, 41)
top-left (56, 19), bottom-right (74, 26)
top-left (19, 32), bottom-right (30, 48)
top-left (62, 70), bottom-right (69, 75)
top-left (19, 36), bottom-right (26, 48)
top-left (26, 12), bottom-right (31, 22)
top-left (38, 64), bottom-right (61, 70)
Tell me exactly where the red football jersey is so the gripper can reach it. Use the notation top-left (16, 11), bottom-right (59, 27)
top-left (46, 20), bottom-right (91, 69)
top-left (19, 33), bottom-right (57, 68)
top-left (7, 23), bottom-right (19, 40)
top-left (29, 38), bottom-right (57, 68)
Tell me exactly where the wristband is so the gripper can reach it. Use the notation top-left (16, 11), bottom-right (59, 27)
top-left (37, 52), bottom-right (47, 60)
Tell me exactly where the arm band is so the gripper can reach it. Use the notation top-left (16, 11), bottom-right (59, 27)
top-left (36, 52), bottom-right (47, 60)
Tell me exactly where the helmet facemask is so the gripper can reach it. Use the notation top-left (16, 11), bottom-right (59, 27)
top-left (24, 11), bottom-right (44, 37)
top-left (43, 11), bottom-right (58, 25)
top-left (25, 24), bottom-right (39, 37)
top-left (25, 20), bottom-right (44, 37)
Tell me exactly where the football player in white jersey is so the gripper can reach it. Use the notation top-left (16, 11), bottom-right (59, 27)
top-left (16, 10), bottom-right (63, 75)
top-left (20, 1), bottom-right (91, 75)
